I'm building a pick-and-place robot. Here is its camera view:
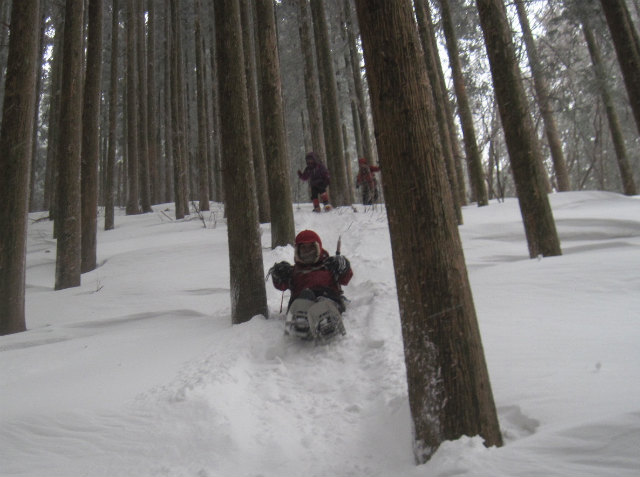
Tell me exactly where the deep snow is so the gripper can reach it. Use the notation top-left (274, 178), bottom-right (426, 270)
top-left (1, 190), bottom-right (639, 476)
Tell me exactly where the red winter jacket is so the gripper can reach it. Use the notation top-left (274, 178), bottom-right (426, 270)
top-left (272, 249), bottom-right (353, 310)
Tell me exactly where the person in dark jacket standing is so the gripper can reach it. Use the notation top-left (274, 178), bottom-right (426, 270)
top-left (269, 230), bottom-right (352, 340)
top-left (298, 151), bottom-right (332, 212)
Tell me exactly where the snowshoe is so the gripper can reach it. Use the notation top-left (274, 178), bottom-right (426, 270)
top-left (285, 292), bottom-right (345, 342)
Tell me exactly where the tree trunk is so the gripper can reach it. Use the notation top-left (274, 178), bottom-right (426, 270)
top-left (195, 0), bottom-right (210, 212)
top-left (147, 0), bottom-right (161, 205)
top-left (476, 0), bottom-right (562, 258)
top-left (215, 0), bottom-right (268, 324)
top-left (415, 0), bottom-right (463, 224)
top-left (29, 9), bottom-right (46, 212)
top-left (0, 0), bottom-right (40, 334)
top-left (55, 0), bottom-right (85, 290)
top-left (297, 0), bottom-right (326, 163)
top-left (354, 0), bottom-right (503, 463)
top-left (579, 8), bottom-right (638, 196)
top-left (169, 0), bottom-right (186, 219)
top-left (514, 0), bottom-right (570, 192)
top-left (342, 0), bottom-right (375, 164)
top-left (105, 0), bottom-right (119, 231)
top-left (81, 0), bottom-right (103, 273)
top-left (438, 0), bottom-right (488, 206)
top-left (136, 0), bottom-right (152, 213)
top-left (240, 0), bottom-right (270, 222)
top-left (125, 0), bottom-right (140, 215)
top-left (255, 0), bottom-right (295, 248)
top-left (310, 0), bottom-right (350, 206)
top-left (599, 0), bottom-right (640, 138)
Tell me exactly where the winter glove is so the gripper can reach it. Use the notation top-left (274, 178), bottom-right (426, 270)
top-left (268, 261), bottom-right (293, 290)
top-left (324, 255), bottom-right (350, 280)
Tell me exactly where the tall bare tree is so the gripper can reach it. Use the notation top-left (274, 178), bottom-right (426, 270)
top-left (136, 0), bottom-right (152, 213)
top-left (215, 0), bottom-right (268, 323)
top-left (255, 0), bottom-right (295, 248)
top-left (310, 0), bottom-right (351, 206)
top-left (476, 0), bottom-right (562, 258)
top-left (576, 3), bottom-right (638, 196)
top-left (0, 0), bottom-right (41, 334)
top-left (55, 0), bottom-right (85, 290)
top-left (297, 0), bottom-right (326, 161)
top-left (438, 0), bottom-right (489, 206)
top-left (147, 0), bottom-right (161, 205)
top-left (354, 0), bottom-right (503, 463)
top-left (514, 0), bottom-right (570, 192)
top-left (195, 0), bottom-right (210, 212)
top-left (414, 0), bottom-right (463, 223)
top-left (125, 0), bottom-right (140, 215)
top-left (81, 0), bottom-right (103, 273)
top-left (599, 0), bottom-right (640, 138)
top-left (105, 0), bottom-right (119, 231)
top-left (240, 0), bottom-right (269, 222)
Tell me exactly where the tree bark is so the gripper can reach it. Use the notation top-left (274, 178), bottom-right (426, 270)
top-left (147, 0), bottom-right (161, 205)
top-left (215, 0), bottom-right (268, 324)
top-left (415, 0), bottom-right (463, 224)
top-left (105, 0), bottom-right (119, 231)
top-left (297, 0), bottom-right (326, 164)
top-left (599, 0), bottom-right (640, 138)
top-left (0, 0), bottom-right (40, 334)
top-left (81, 0), bottom-right (103, 273)
top-left (255, 0), bottom-right (295, 248)
top-left (310, 0), bottom-right (350, 206)
top-left (355, 0), bottom-right (502, 462)
top-left (240, 0), bottom-right (270, 222)
top-left (438, 0), bottom-right (488, 206)
top-left (136, 0), bottom-right (152, 213)
top-left (514, 0), bottom-right (570, 192)
top-left (476, 0), bottom-right (562, 258)
top-left (195, 0), bottom-right (210, 212)
top-left (125, 0), bottom-right (140, 215)
top-left (54, 0), bottom-right (85, 290)
top-left (579, 8), bottom-right (638, 196)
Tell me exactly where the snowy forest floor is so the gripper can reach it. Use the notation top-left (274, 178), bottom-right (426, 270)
top-left (1, 190), bottom-right (640, 477)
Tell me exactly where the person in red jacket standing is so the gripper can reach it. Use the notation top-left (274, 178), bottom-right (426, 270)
top-left (298, 151), bottom-right (332, 212)
top-left (356, 157), bottom-right (381, 205)
top-left (269, 230), bottom-right (353, 340)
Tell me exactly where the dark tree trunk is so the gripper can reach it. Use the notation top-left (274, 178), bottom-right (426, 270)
top-left (195, 0), bottom-right (210, 212)
top-left (355, 0), bottom-right (503, 462)
top-left (439, 0), bottom-right (488, 206)
top-left (136, 0), bottom-right (152, 213)
top-left (29, 9), bottom-right (46, 212)
top-left (125, 0), bottom-right (140, 215)
top-left (147, 0), bottom-right (161, 205)
top-left (599, 0), bottom-right (640, 138)
top-left (169, 0), bottom-right (186, 219)
top-left (310, 0), bottom-right (350, 206)
top-left (342, 0), bottom-right (375, 164)
top-left (0, 0), bottom-right (40, 334)
top-left (297, 0), bottom-right (326, 163)
top-left (81, 0), bottom-right (103, 273)
top-left (415, 0), bottom-right (462, 224)
top-left (240, 0), bottom-right (269, 222)
top-left (476, 0), bottom-right (562, 258)
top-left (55, 0), bottom-right (85, 290)
top-left (255, 0), bottom-right (295, 248)
top-left (105, 0), bottom-right (119, 231)
top-left (514, 0), bottom-right (570, 192)
top-left (579, 8), bottom-right (637, 196)
top-left (215, 0), bottom-right (268, 324)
